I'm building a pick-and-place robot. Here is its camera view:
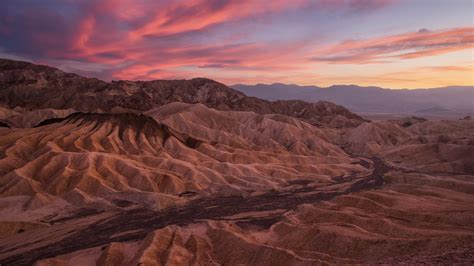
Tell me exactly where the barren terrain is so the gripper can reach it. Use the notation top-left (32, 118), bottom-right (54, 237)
top-left (0, 59), bottom-right (473, 265)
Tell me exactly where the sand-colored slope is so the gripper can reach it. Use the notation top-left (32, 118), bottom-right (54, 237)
top-left (30, 174), bottom-right (474, 264)
top-left (0, 106), bottom-right (19, 120)
top-left (147, 102), bottom-right (345, 157)
top-left (0, 105), bottom-right (362, 223)
top-left (5, 108), bottom-right (76, 128)
top-left (343, 119), bottom-right (474, 175)
top-left (343, 121), bottom-right (413, 155)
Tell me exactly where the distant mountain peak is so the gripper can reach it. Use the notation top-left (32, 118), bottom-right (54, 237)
top-left (232, 83), bottom-right (474, 117)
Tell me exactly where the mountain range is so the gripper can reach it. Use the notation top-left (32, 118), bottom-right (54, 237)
top-left (232, 83), bottom-right (474, 117)
top-left (0, 59), bottom-right (363, 128)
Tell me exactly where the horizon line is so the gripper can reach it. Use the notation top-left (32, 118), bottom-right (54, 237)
top-left (2, 57), bottom-right (473, 91)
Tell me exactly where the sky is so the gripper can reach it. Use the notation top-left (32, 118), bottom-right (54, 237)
top-left (0, 0), bottom-right (473, 88)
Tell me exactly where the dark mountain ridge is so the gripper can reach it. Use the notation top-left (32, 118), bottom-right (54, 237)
top-left (0, 58), bottom-right (364, 127)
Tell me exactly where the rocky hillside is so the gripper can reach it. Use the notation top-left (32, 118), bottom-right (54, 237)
top-left (0, 59), bottom-right (364, 127)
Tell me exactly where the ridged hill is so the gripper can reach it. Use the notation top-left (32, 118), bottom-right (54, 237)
top-left (0, 107), bottom-right (360, 215)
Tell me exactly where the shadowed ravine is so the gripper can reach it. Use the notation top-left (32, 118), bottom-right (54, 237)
top-left (0, 158), bottom-right (391, 265)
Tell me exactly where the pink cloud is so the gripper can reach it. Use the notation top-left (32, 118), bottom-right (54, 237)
top-left (67, 0), bottom-right (398, 60)
top-left (310, 27), bottom-right (474, 64)
top-left (315, 0), bottom-right (396, 10)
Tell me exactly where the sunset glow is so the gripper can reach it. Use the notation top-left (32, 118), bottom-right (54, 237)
top-left (1, 0), bottom-right (473, 88)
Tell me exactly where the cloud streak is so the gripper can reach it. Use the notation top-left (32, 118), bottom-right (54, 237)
top-left (310, 27), bottom-right (474, 63)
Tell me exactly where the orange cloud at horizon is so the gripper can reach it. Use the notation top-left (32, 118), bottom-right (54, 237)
top-left (212, 63), bottom-right (474, 89)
